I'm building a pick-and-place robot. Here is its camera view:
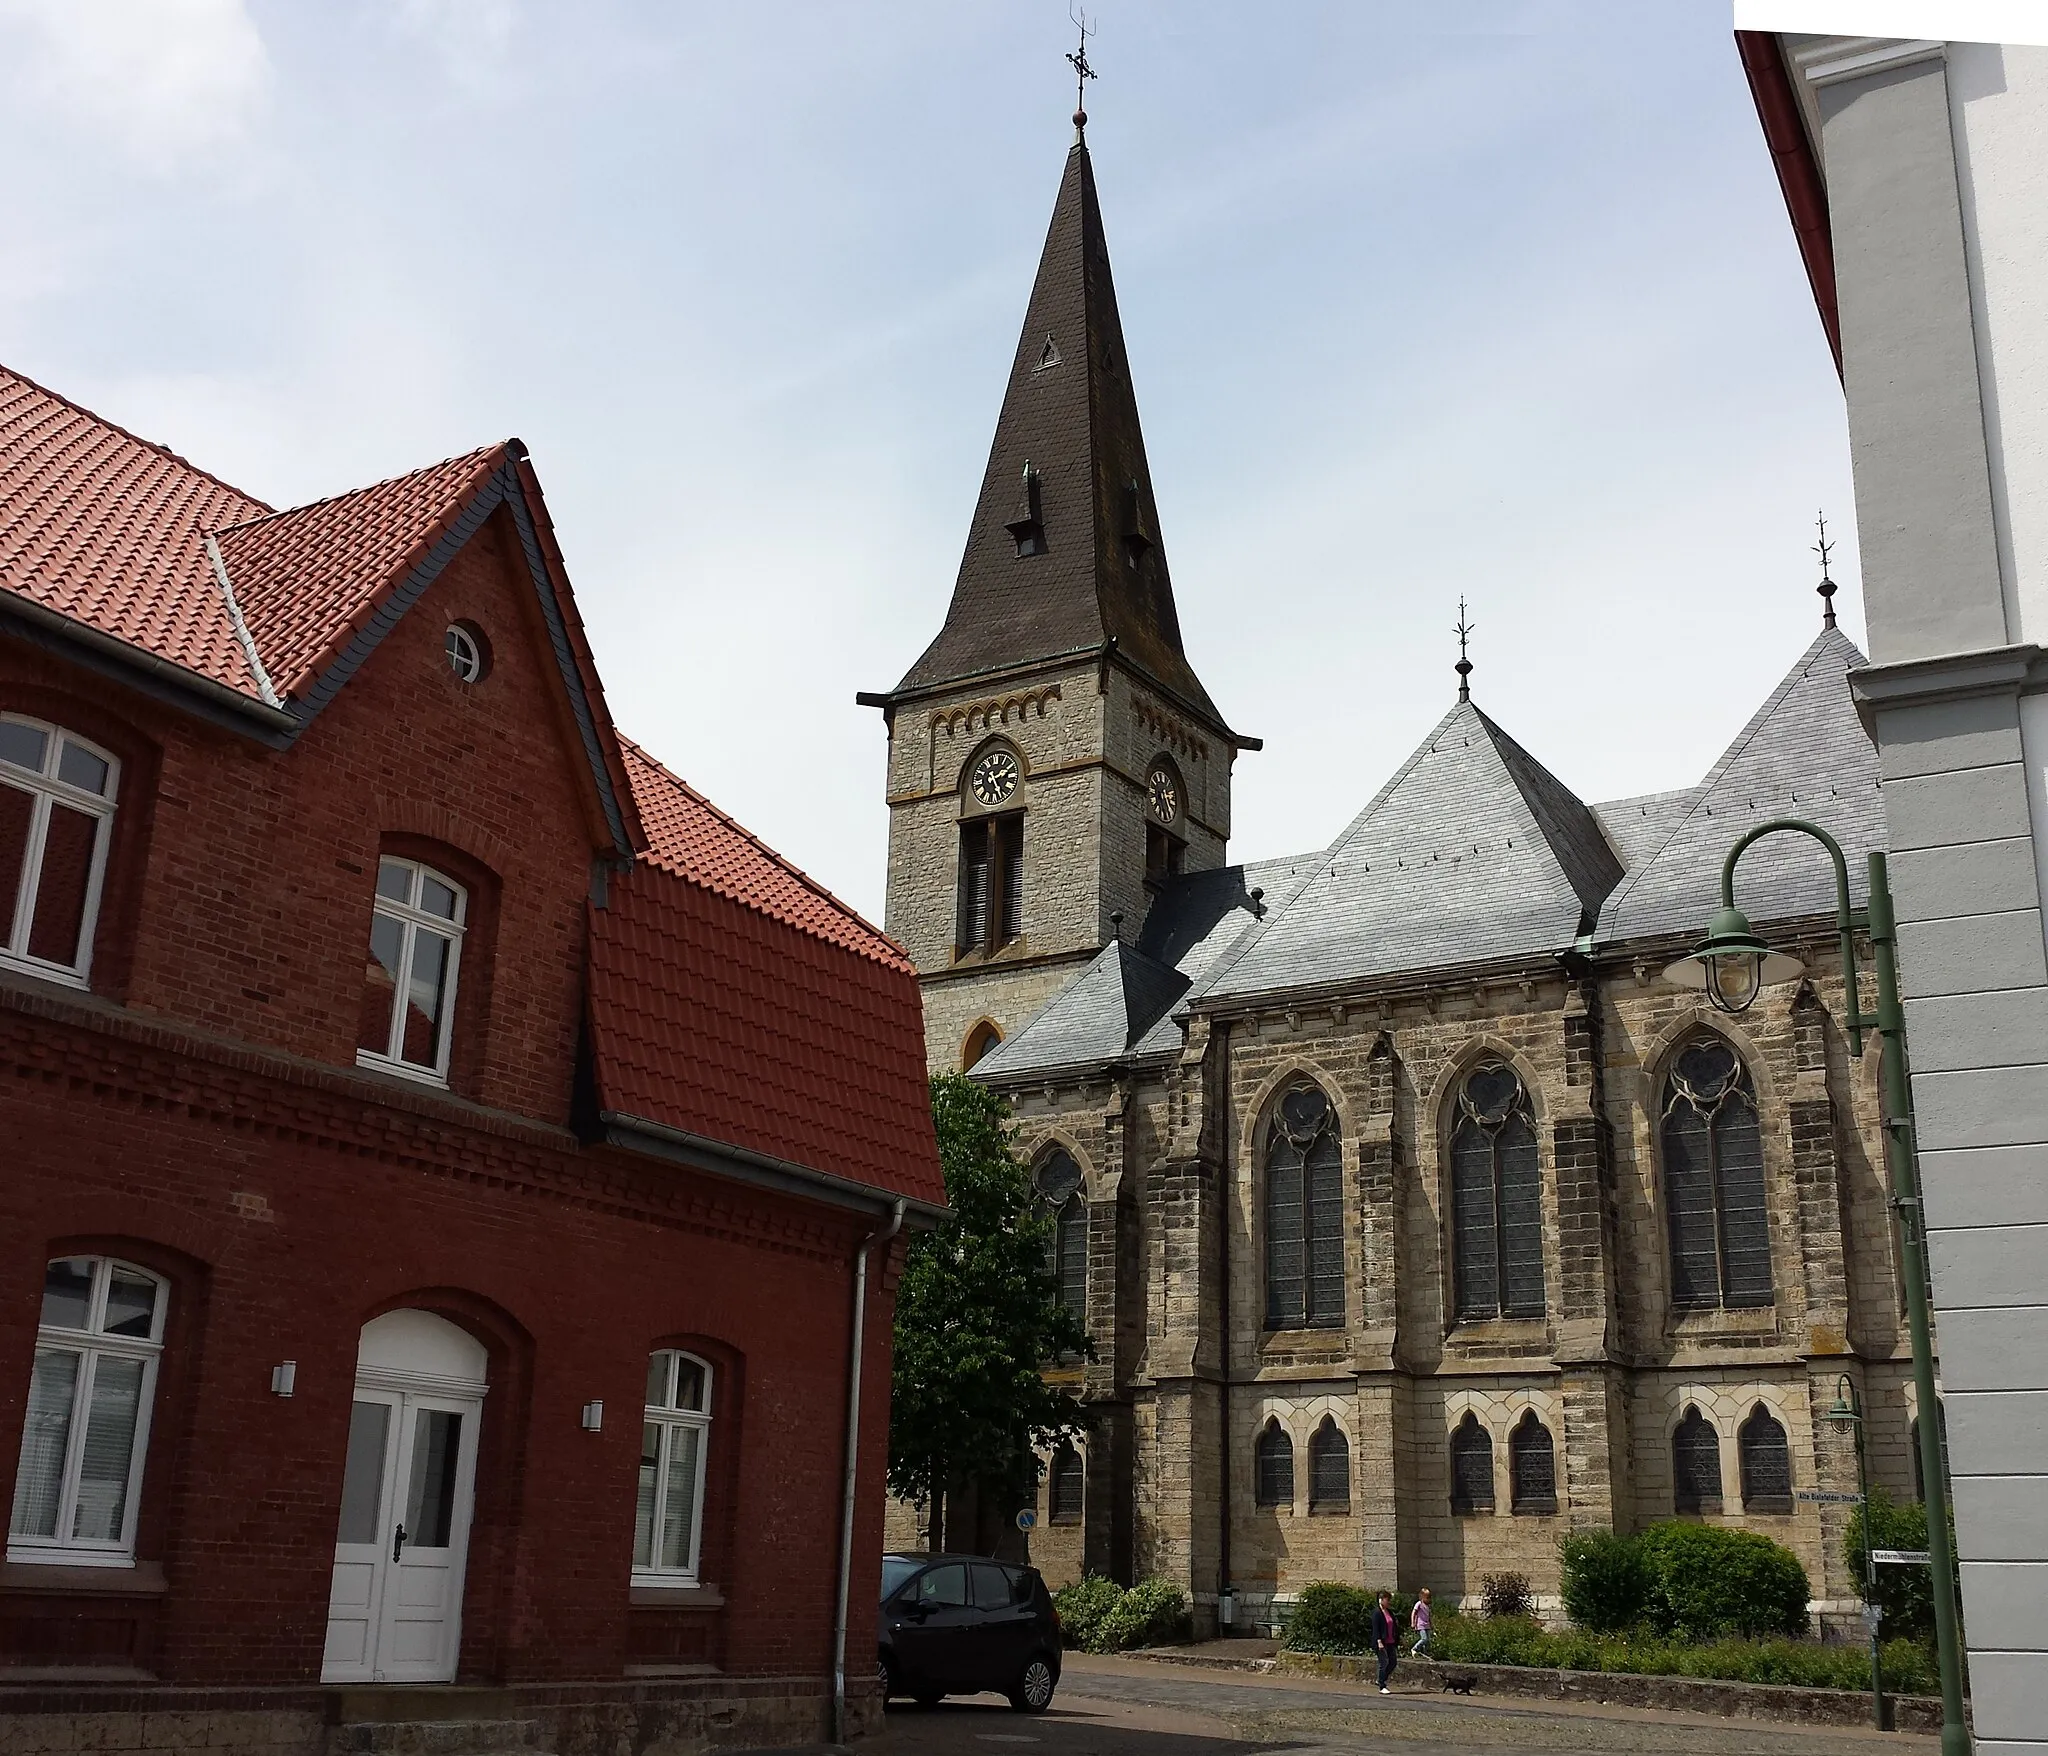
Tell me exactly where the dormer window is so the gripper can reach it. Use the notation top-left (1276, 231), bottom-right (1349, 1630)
top-left (356, 856), bottom-right (466, 1084)
top-left (1121, 479), bottom-right (1153, 569)
top-left (0, 715), bottom-right (119, 987)
top-left (1005, 462), bottom-right (1045, 558)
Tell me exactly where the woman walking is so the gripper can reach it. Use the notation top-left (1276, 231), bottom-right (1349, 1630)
top-left (1371, 1590), bottom-right (1400, 1693)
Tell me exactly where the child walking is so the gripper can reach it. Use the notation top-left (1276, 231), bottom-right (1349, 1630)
top-left (1409, 1587), bottom-right (1432, 1658)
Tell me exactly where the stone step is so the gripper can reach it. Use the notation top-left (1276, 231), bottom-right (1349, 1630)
top-left (326, 1718), bottom-right (552, 1756)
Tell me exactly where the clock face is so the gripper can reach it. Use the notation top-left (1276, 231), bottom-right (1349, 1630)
top-left (1147, 767), bottom-right (1180, 825)
top-left (970, 750), bottom-right (1020, 807)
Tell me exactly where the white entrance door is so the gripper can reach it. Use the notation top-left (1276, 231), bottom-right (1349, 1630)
top-left (323, 1312), bottom-right (486, 1684)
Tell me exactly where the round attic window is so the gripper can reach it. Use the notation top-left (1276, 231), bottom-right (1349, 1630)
top-left (445, 622), bottom-right (490, 684)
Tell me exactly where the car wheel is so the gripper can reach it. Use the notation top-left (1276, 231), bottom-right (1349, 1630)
top-left (879, 1656), bottom-right (896, 1703)
top-left (1009, 1656), bottom-right (1056, 1713)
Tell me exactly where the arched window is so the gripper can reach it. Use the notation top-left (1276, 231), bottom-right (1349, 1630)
top-left (1738, 1404), bottom-right (1792, 1514)
top-left (0, 715), bottom-right (120, 985)
top-left (957, 744), bottom-right (1024, 956)
top-left (1048, 1444), bottom-right (1084, 1523)
top-left (1661, 1036), bottom-right (1772, 1310)
top-left (1509, 1411), bottom-right (1557, 1514)
top-left (1143, 755), bottom-right (1185, 879)
top-left (1449, 1412), bottom-right (1495, 1515)
top-left (1672, 1405), bottom-right (1723, 1515)
top-left (1254, 1422), bottom-right (1293, 1509)
top-left (1308, 1418), bottom-right (1350, 1512)
top-left (1263, 1082), bottom-right (1343, 1329)
top-left (8, 1256), bottom-right (166, 1562)
top-left (1449, 1061), bottom-right (1545, 1320)
top-left (357, 855), bottom-right (467, 1083)
top-left (635, 1350), bottom-right (712, 1582)
top-left (963, 1019), bottom-right (1003, 1069)
top-left (1034, 1150), bottom-right (1088, 1325)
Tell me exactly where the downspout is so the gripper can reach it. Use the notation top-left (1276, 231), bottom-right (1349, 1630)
top-left (832, 1197), bottom-right (906, 1745)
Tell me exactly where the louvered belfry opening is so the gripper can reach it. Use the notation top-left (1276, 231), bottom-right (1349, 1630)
top-left (1263, 1082), bottom-right (1344, 1329)
top-left (1308, 1417), bottom-right (1350, 1512)
top-left (1048, 1444), bottom-right (1084, 1523)
top-left (1509, 1410), bottom-right (1558, 1514)
top-left (955, 813), bottom-right (1024, 956)
top-left (1254, 1422), bottom-right (1294, 1509)
top-left (1449, 1061), bottom-right (1546, 1321)
top-left (1449, 1411), bottom-right (1495, 1514)
top-left (1738, 1403), bottom-right (1793, 1514)
top-left (1661, 1035), bottom-right (1773, 1310)
top-left (1672, 1405), bottom-right (1725, 1514)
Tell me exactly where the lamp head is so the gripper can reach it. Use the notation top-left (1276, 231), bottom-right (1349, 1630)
top-left (1826, 1374), bottom-right (1860, 1423)
top-left (1661, 905), bottom-right (1803, 1014)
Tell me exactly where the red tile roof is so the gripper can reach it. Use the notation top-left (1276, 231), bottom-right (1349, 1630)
top-left (216, 444), bottom-right (507, 695)
top-left (1, 364), bottom-right (270, 694)
top-left (1, 358), bottom-right (940, 1212)
top-left (591, 743), bottom-right (941, 1206)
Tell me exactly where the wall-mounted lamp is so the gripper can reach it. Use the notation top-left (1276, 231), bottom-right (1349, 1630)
top-left (270, 1361), bottom-right (297, 1398)
top-left (580, 1400), bottom-right (604, 1432)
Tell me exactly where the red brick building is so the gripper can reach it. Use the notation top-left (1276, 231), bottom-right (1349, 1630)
top-left (0, 365), bottom-right (943, 1755)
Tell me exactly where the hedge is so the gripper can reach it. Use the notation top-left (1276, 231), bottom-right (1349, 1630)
top-left (1561, 1522), bottom-right (1810, 1640)
top-left (1051, 1575), bottom-right (1190, 1652)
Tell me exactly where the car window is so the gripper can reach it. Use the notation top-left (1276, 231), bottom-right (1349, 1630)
top-left (916, 1562), bottom-right (968, 1608)
top-left (881, 1557), bottom-right (922, 1600)
top-left (970, 1562), bottom-right (1012, 1609)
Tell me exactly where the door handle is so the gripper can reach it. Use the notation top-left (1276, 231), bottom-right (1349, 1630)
top-left (392, 1523), bottom-right (407, 1563)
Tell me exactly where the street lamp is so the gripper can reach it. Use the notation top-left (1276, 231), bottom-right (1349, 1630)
top-left (1660, 818), bottom-right (1970, 1756)
top-left (1827, 1375), bottom-right (1886, 1732)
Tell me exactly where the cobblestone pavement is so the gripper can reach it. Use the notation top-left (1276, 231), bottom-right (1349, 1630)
top-left (860, 1653), bottom-right (1933, 1756)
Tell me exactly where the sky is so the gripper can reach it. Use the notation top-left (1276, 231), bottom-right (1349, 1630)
top-left (0, 0), bottom-right (1859, 925)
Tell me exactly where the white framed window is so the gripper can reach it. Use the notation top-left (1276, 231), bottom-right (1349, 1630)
top-left (356, 856), bottom-right (466, 1085)
top-left (634, 1350), bottom-right (711, 1584)
top-left (8, 1256), bottom-right (167, 1566)
top-left (0, 715), bottom-right (119, 987)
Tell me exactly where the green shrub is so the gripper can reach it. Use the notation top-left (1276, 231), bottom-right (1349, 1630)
top-left (1560, 1529), bottom-right (1653, 1633)
top-left (1637, 1522), bottom-right (1810, 1640)
top-left (1844, 1489), bottom-right (1943, 1644)
top-left (1480, 1571), bottom-right (1535, 1620)
top-left (1286, 1583), bottom-right (1377, 1654)
top-left (1051, 1575), bottom-right (1188, 1652)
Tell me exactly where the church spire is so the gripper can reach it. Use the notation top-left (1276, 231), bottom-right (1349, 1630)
top-left (890, 127), bottom-right (1227, 731)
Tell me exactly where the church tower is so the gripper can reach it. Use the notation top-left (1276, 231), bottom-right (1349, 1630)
top-left (862, 127), bottom-right (1252, 1072)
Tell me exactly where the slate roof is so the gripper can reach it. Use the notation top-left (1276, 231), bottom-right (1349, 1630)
top-left (1, 358), bottom-right (943, 1212)
top-left (588, 745), bottom-right (943, 1206)
top-left (975, 852), bottom-right (1320, 1081)
top-left (1197, 698), bottom-right (1624, 1002)
top-left (890, 141), bottom-right (1224, 727)
top-left (1597, 627), bottom-right (1879, 942)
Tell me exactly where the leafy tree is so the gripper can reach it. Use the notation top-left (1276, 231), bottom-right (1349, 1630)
top-left (888, 1075), bottom-right (1091, 1549)
top-left (1560, 1528), bottom-right (1653, 1632)
top-left (1845, 1487), bottom-right (1947, 1643)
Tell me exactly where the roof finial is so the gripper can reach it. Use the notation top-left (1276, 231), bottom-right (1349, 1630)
top-left (1813, 510), bottom-right (1839, 630)
top-left (1454, 598), bottom-right (1475, 701)
top-left (1067, 6), bottom-right (1096, 139)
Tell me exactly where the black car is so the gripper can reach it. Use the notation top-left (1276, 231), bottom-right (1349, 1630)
top-left (878, 1552), bottom-right (1061, 1712)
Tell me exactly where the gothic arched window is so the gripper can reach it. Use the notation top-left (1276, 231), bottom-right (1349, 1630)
top-left (1449, 1061), bottom-right (1545, 1321)
top-left (1509, 1410), bottom-right (1557, 1514)
top-left (1254, 1422), bottom-right (1293, 1509)
top-left (1661, 1036), bottom-right (1772, 1310)
top-left (1672, 1405), bottom-right (1724, 1515)
top-left (1449, 1412), bottom-right (1494, 1515)
top-left (956, 743), bottom-right (1024, 957)
top-left (1308, 1418), bottom-right (1350, 1512)
top-left (1048, 1444), bottom-right (1084, 1523)
top-left (1739, 1403), bottom-right (1792, 1514)
top-left (1263, 1082), bottom-right (1344, 1330)
top-left (1034, 1151), bottom-right (1087, 1325)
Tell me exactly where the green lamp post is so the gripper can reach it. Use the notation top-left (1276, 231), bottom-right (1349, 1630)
top-left (1661, 818), bottom-right (1970, 1756)
top-left (1827, 1374), bottom-right (1886, 1732)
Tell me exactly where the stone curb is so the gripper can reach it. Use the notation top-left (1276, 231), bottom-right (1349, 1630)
top-left (1276, 1650), bottom-right (1960, 1735)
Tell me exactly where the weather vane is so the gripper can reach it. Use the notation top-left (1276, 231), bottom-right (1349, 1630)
top-left (1455, 598), bottom-right (1475, 701)
top-left (1067, 6), bottom-right (1096, 136)
top-left (1813, 511), bottom-right (1839, 630)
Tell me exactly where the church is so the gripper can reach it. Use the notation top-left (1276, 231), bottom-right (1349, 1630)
top-left (863, 121), bottom-right (1929, 1632)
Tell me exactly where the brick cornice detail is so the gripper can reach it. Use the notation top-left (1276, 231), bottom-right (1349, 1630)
top-left (0, 982), bottom-right (847, 1262)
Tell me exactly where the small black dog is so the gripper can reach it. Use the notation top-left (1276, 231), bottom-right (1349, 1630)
top-left (1440, 1673), bottom-right (1477, 1696)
